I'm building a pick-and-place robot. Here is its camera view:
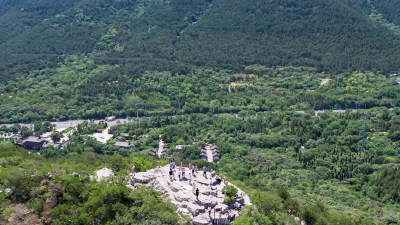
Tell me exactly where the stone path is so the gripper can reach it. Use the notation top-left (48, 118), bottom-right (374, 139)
top-left (129, 165), bottom-right (252, 225)
top-left (158, 135), bottom-right (164, 158)
top-left (205, 145), bottom-right (213, 163)
top-left (320, 78), bottom-right (332, 86)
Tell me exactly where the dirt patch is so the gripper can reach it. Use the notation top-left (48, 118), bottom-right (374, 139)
top-left (7, 204), bottom-right (40, 225)
top-left (232, 73), bottom-right (257, 78)
top-left (320, 78), bottom-right (332, 86)
top-left (229, 82), bottom-right (249, 87)
top-left (228, 82), bottom-right (250, 92)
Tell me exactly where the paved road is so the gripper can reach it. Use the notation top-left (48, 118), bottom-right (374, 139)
top-left (2, 118), bottom-right (131, 131)
top-left (1, 108), bottom-right (394, 130)
top-left (53, 120), bottom-right (85, 131)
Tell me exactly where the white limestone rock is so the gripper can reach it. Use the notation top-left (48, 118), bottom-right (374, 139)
top-left (127, 165), bottom-right (252, 224)
top-left (94, 168), bottom-right (114, 182)
top-left (192, 218), bottom-right (209, 225)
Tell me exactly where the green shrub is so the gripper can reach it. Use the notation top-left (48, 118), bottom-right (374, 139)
top-left (224, 196), bottom-right (233, 204)
top-left (277, 187), bottom-right (290, 201)
top-left (234, 205), bottom-right (272, 225)
top-left (27, 198), bottom-right (44, 215)
top-left (223, 185), bottom-right (238, 198)
top-left (251, 191), bottom-right (280, 213)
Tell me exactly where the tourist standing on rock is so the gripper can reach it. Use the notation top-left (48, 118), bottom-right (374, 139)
top-left (196, 188), bottom-right (199, 200)
top-left (203, 166), bottom-right (207, 177)
top-left (234, 202), bottom-right (241, 210)
top-left (192, 165), bottom-right (195, 175)
top-left (169, 169), bottom-right (173, 180)
top-left (188, 173), bottom-right (192, 185)
top-left (182, 167), bottom-right (185, 178)
top-left (131, 166), bottom-right (135, 177)
top-left (216, 175), bottom-right (222, 183)
top-left (178, 168), bottom-right (181, 180)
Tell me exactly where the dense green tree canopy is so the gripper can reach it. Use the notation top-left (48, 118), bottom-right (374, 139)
top-left (1, 0), bottom-right (400, 84)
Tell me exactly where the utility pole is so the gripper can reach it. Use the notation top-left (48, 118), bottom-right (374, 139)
top-left (360, 112), bottom-right (367, 153)
top-left (135, 97), bottom-right (139, 128)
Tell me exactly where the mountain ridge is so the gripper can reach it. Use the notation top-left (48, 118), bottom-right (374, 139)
top-left (1, 0), bottom-right (400, 84)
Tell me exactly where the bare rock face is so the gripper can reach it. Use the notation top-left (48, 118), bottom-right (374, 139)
top-left (94, 168), bottom-right (114, 182)
top-left (40, 182), bottom-right (65, 224)
top-left (192, 217), bottom-right (209, 225)
top-left (175, 194), bottom-right (191, 202)
top-left (133, 174), bottom-right (155, 184)
top-left (7, 204), bottom-right (40, 225)
top-left (179, 208), bottom-right (190, 215)
top-left (170, 183), bottom-right (180, 192)
top-left (152, 182), bottom-right (169, 195)
top-left (127, 165), bottom-right (252, 224)
top-left (186, 202), bottom-right (205, 216)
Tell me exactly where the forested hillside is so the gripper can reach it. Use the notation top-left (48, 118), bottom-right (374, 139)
top-left (132, 0), bottom-right (400, 72)
top-left (371, 0), bottom-right (400, 25)
top-left (108, 108), bottom-right (400, 223)
top-left (1, 0), bottom-right (400, 223)
top-left (1, 0), bottom-right (400, 84)
top-left (2, 106), bottom-right (399, 224)
top-left (0, 66), bottom-right (399, 122)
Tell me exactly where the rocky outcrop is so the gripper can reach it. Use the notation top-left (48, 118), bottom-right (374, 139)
top-left (128, 165), bottom-right (252, 224)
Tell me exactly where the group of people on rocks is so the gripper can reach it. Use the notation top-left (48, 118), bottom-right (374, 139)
top-left (234, 202), bottom-right (242, 210)
top-left (138, 160), bottom-right (246, 222)
top-left (166, 161), bottom-right (219, 201)
top-left (168, 160), bottom-right (200, 182)
top-left (165, 161), bottom-right (232, 209)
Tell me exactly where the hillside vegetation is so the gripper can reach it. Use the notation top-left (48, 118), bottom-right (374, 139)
top-left (0, 141), bottom-right (185, 224)
top-left (1, 0), bottom-right (400, 84)
top-left (0, 66), bottom-right (398, 122)
top-left (2, 105), bottom-right (399, 224)
top-left (1, 0), bottom-right (400, 224)
top-left (371, 0), bottom-right (400, 25)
